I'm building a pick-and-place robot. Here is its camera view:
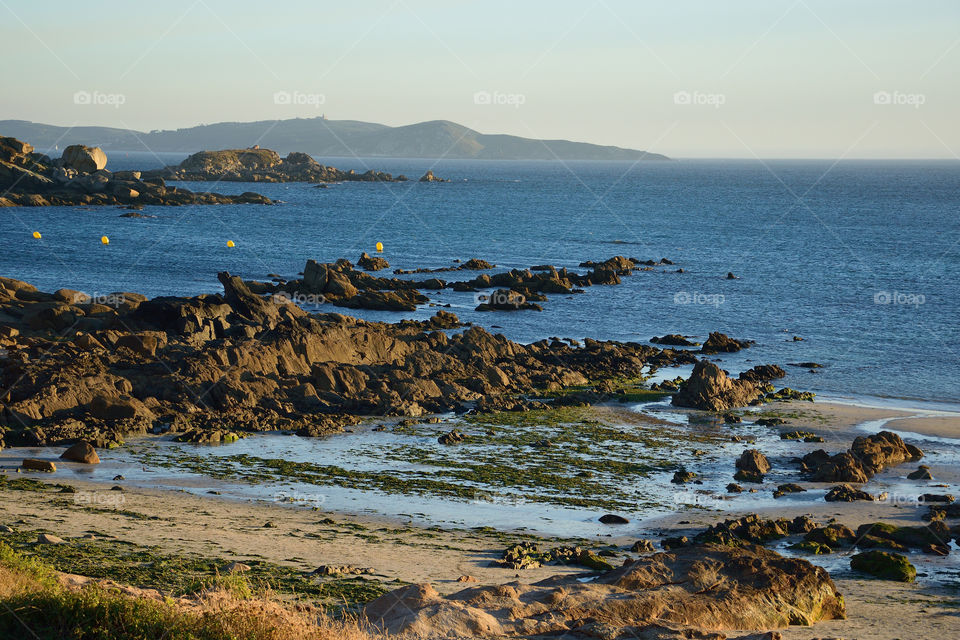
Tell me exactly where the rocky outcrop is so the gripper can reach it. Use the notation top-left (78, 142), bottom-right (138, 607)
top-left (734, 449), bottom-right (770, 483)
top-left (418, 170), bottom-right (447, 182)
top-left (356, 252), bottom-right (389, 271)
top-left (824, 484), bottom-right (873, 502)
top-left (651, 334), bottom-right (698, 347)
top-left (363, 543), bottom-right (844, 638)
top-left (141, 148), bottom-right (405, 183)
top-left (807, 431), bottom-right (922, 483)
top-left (672, 361), bottom-right (762, 411)
top-left (700, 332), bottom-right (753, 354)
top-left (0, 135), bottom-right (272, 207)
top-left (262, 255), bottom-right (673, 314)
top-left (738, 364), bottom-right (786, 383)
top-left (0, 270), bottom-right (696, 445)
top-left (475, 289), bottom-right (542, 312)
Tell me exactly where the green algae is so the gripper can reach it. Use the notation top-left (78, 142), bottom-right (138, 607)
top-left (0, 529), bottom-right (387, 605)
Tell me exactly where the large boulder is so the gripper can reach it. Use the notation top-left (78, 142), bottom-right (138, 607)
top-left (61, 145), bottom-right (107, 173)
top-left (672, 361), bottom-right (762, 411)
top-left (850, 551), bottom-right (916, 582)
top-left (850, 430), bottom-right (923, 474)
top-left (700, 332), bottom-right (752, 354)
top-left (809, 431), bottom-right (921, 482)
top-left (363, 543), bottom-right (844, 638)
top-left (734, 449), bottom-right (770, 482)
top-left (60, 440), bottom-right (100, 464)
top-left (357, 252), bottom-right (390, 271)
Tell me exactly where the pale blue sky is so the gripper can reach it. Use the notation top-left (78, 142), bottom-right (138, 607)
top-left (2, 0), bottom-right (958, 157)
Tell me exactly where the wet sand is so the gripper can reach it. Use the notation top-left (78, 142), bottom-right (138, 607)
top-left (2, 398), bottom-right (959, 637)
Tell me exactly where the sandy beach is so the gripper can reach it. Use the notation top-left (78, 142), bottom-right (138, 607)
top-left (3, 399), bottom-right (959, 638)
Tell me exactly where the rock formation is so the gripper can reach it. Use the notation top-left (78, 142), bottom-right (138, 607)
top-left (806, 431), bottom-right (922, 483)
top-left (141, 148), bottom-right (405, 183)
top-left (0, 135), bottom-right (271, 207)
top-left (363, 543), bottom-right (845, 638)
top-left (0, 268), bottom-right (695, 446)
top-left (671, 361), bottom-right (762, 411)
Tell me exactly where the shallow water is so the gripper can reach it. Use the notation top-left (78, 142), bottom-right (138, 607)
top-left (5, 405), bottom-right (958, 541)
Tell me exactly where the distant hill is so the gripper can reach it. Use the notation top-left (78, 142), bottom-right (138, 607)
top-left (0, 118), bottom-right (669, 161)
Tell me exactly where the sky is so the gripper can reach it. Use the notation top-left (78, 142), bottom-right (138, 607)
top-left (1, 0), bottom-right (958, 158)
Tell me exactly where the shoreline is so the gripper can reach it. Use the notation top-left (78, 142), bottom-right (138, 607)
top-left (3, 399), bottom-right (960, 637)
top-left (3, 400), bottom-right (957, 537)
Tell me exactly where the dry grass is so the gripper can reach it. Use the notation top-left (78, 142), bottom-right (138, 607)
top-left (0, 543), bottom-right (378, 640)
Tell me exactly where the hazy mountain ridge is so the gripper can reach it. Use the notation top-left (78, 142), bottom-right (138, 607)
top-left (0, 118), bottom-right (668, 161)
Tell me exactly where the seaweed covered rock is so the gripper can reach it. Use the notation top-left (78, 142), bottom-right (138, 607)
top-left (850, 551), bottom-right (916, 582)
top-left (365, 543), bottom-right (845, 637)
top-left (854, 521), bottom-right (952, 554)
top-left (804, 524), bottom-right (856, 549)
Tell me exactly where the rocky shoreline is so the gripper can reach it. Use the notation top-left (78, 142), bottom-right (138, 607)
top-left (0, 247), bottom-right (826, 451)
top-left (0, 136), bottom-right (271, 207)
top-left (1, 134), bottom-right (435, 208)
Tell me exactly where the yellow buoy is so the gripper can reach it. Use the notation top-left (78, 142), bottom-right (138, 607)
top-left (32, 231), bottom-right (41, 239)
top-left (227, 240), bottom-right (235, 247)
top-left (376, 242), bottom-right (383, 252)
top-left (100, 236), bottom-right (109, 245)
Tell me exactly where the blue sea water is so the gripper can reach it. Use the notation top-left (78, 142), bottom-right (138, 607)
top-left (2, 153), bottom-right (958, 405)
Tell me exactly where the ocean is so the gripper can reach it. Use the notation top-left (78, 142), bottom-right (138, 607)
top-left (2, 153), bottom-right (958, 406)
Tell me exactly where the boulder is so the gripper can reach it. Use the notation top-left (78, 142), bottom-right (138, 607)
top-left (418, 170), bottom-right (446, 182)
top-left (810, 452), bottom-right (870, 484)
top-left (824, 484), bottom-right (873, 502)
top-left (694, 514), bottom-right (790, 545)
top-left (672, 361), bottom-right (762, 411)
top-left (773, 483), bottom-right (806, 498)
top-left (60, 441), bottom-right (100, 464)
top-left (738, 364), bottom-right (786, 383)
top-left (804, 524), bottom-right (855, 548)
top-left (22, 459), bottom-right (56, 472)
top-left (650, 334), bottom-right (698, 347)
top-left (37, 533), bottom-right (65, 544)
top-left (736, 449), bottom-right (770, 475)
top-left (61, 145), bottom-right (107, 173)
top-left (850, 551), bottom-right (916, 582)
top-left (850, 431), bottom-right (923, 474)
top-left (599, 514), bottom-right (629, 525)
top-left (700, 332), bottom-right (752, 354)
top-left (907, 465), bottom-right (933, 480)
top-left (357, 252), bottom-right (390, 271)
top-left (631, 540), bottom-right (655, 553)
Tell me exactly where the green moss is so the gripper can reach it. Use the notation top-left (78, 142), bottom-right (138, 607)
top-left (133, 406), bottom-right (721, 512)
top-left (850, 551), bottom-right (916, 582)
top-left (0, 530), bottom-right (386, 605)
top-left (788, 541), bottom-right (832, 554)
